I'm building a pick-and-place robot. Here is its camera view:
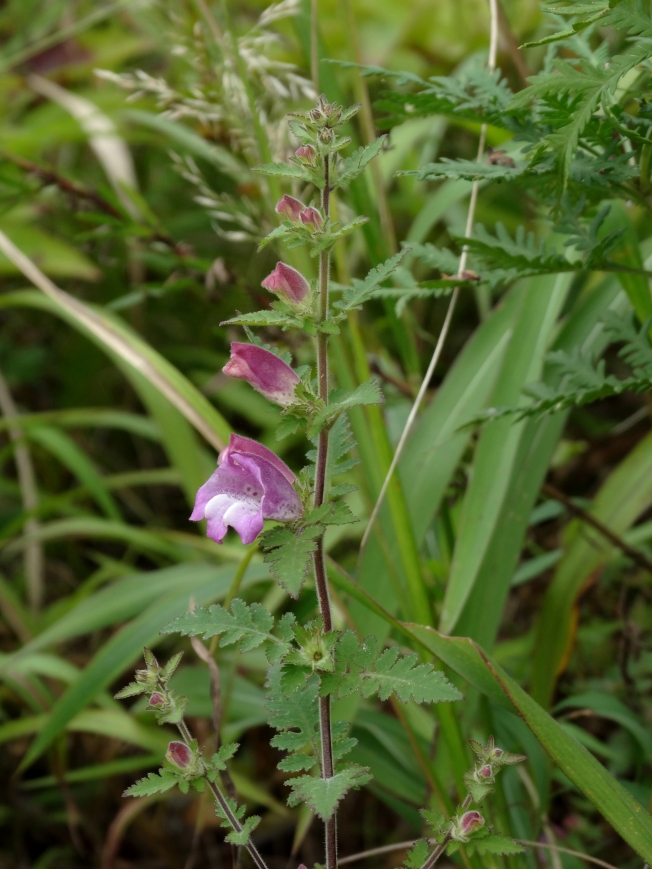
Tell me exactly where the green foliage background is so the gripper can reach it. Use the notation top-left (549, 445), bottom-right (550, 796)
top-left (1, 0), bottom-right (652, 867)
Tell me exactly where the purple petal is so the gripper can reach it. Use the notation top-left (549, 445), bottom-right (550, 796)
top-left (225, 434), bottom-right (298, 485)
top-left (261, 263), bottom-right (309, 305)
top-left (275, 194), bottom-right (305, 221)
top-left (222, 500), bottom-right (264, 545)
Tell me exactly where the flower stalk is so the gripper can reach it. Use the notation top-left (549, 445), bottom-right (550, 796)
top-left (313, 148), bottom-right (338, 869)
top-left (171, 698), bottom-right (269, 869)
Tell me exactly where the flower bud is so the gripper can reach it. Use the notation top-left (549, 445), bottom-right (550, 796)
top-left (295, 145), bottom-right (316, 163)
top-left (451, 810), bottom-right (485, 842)
top-left (167, 741), bottom-right (192, 769)
top-left (299, 206), bottom-right (322, 230)
top-left (223, 343), bottom-right (300, 407)
top-left (478, 764), bottom-right (493, 779)
top-left (261, 262), bottom-right (310, 306)
top-left (275, 194), bottom-right (305, 221)
top-left (148, 692), bottom-right (166, 707)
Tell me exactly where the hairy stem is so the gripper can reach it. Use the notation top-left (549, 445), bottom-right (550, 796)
top-left (420, 795), bottom-right (472, 869)
top-left (172, 709), bottom-right (268, 869)
top-left (313, 150), bottom-right (338, 869)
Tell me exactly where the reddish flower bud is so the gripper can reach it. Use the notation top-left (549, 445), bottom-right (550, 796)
top-left (148, 692), bottom-right (166, 707)
top-left (299, 206), bottom-right (322, 230)
top-left (167, 741), bottom-right (192, 769)
top-left (223, 343), bottom-right (300, 407)
top-left (295, 145), bottom-right (316, 163)
top-left (275, 195), bottom-right (305, 221)
top-left (453, 810), bottom-right (485, 842)
top-left (261, 262), bottom-right (310, 306)
top-left (478, 764), bottom-right (493, 778)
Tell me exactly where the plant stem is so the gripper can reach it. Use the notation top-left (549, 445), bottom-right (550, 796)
top-left (173, 717), bottom-right (269, 869)
top-left (420, 795), bottom-right (472, 869)
top-left (313, 149), bottom-right (338, 869)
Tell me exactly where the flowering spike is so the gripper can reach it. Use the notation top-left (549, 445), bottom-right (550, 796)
top-left (275, 194), bottom-right (305, 221)
top-left (223, 343), bottom-right (300, 407)
top-left (299, 206), bottom-right (323, 230)
top-left (191, 434), bottom-right (302, 545)
top-left (261, 262), bottom-right (310, 306)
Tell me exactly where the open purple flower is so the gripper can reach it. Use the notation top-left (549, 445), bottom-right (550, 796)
top-left (223, 343), bottom-right (300, 407)
top-left (191, 434), bottom-right (302, 545)
top-left (261, 262), bottom-right (310, 306)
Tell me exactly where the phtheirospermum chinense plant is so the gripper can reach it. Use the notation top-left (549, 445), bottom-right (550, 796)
top-left (115, 96), bottom-right (526, 869)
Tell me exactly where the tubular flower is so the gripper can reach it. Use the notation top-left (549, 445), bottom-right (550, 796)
top-left (223, 343), bottom-right (300, 407)
top-left (299, 206), bottom-right (323, 230)
top-left (261, 262), bottom-right (310, 305)
top-left (275, 194), bottom-right (305, 221)
top-left (191, 434), bottom-right (302, 545)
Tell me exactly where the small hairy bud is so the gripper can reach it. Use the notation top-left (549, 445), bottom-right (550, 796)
top-left (148, 692), bottom-right (166, 707)
top-left (299, 206), bottom-right (323, 231)
top-left (275, 195), bottom-right (305, 221)
top-left (478, 764), bottom-right (493, 778)
top-left (296, 145), bottom-right (316, 163)
top-left (451, 810), bottom-right (485, 842)
top-left (167, 741), bottom-right (192, 769)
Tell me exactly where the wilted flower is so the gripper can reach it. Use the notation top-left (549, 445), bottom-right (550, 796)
top-left (451, 810), bottom-right (485, 842)
top-left (191, 434), bottom-right (302, 545)
top-left (299, 206), bottom-right (322, 230)
top-left (261, 262), bottom-right (310, 306)
top-left (223, 343), bottom-right (300, 407)
top-left (275, 194), bottom-right (305, 221)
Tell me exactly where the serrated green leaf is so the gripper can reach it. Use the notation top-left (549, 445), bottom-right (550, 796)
top-left (277, 753), bottom-right (318, 772)
top-left (334, 136), bottom-right (386, 187)
top-left (123, 768), bottom-right (179, 797)
top-left (335, 249), bottom-right (410, 313)
top-left (260, 525), bottom-right (322, 598)
top-left (267, 670), bottom-right (321, 767)
top-left (253, 162), bottom-right (312, 180)
top-left (365, 648), bottom-right (463, 703)
top-left (114, 681), bottom-right (145, 699)
top-left (221, 310), bottom-right (301, 330)
top-left (286, 764), bottom-right (372, 819)
top-left (225, 815), bottom-right (261, 845)
top-left (162, 600), bottom-right (289, 661)
top-left (468, 835), bottom-right (525, 856)
top-left (310, 217), bottom-right (369, 255)
top-left (305, 501), bottom-right (358, 527)
top-left (211, 742), bottom-right (239, 771)
top-left (403, 839), bottom-right (429, 869)
top-left (307, 380), bottom-right (383, 436)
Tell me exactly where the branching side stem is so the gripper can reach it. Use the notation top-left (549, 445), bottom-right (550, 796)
top-left (420, 795), bottom-right (472, 869)
top-left (313, 150), bottom-right (338, 869)
top-left (170, 704), bottom-right (269, 869)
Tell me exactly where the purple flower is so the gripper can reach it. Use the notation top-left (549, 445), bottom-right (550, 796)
top-left (191, 434), bottom-right (302, 545)
top-left (223, 343), bottom-right (300, 407)
top-left (167, 741), bottom-right (192, 769)
top-left (275, 194), bottom-right (305, 221)
top-left (261, 262), bottom-right (310, 306)
top-left (299, 206), bottom-right (322, 230)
